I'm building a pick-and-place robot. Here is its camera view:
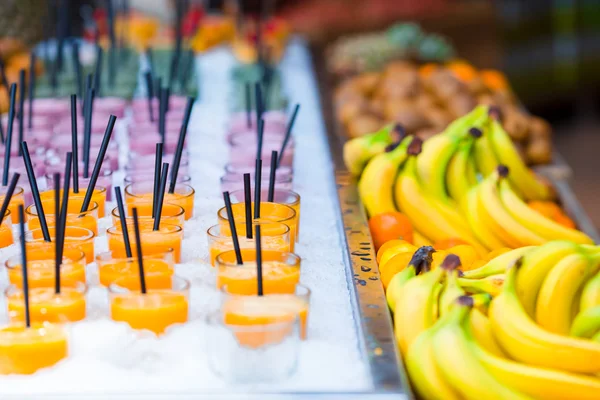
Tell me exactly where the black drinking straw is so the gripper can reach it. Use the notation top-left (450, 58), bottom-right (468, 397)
top-left (70, 94), bottom-right (79, 192)
top-left (82, 74), bottom-right (93, 116)
top-left (83, 87), bottom-right (95, 178)
top-left (278, 104), bottom-right (300, 167)
top-left (2, 83), bottom-right (16, 186)
top-left (243, 173), bottom-right (252, 239)
top-left (152, 143), bottom-right (163, 218)
top-left (146, 47), bottom-right (154, 74)
top-left (21, 141), bottom-right (51, 242)
top-left (80, 115), bottom-right (117, 213)
top-left (178, 49), bottom-right (195, 92)
top-left (159, 87), bottom-right (167, 143)
top-left (72, 41), bottom-right (83, 99)
top-left (106, 0), bottom-right (116, 87)
top-left (17, 70), bottom-right (25, 156)
top-left (57, 152), bottom-right (72, 290)
top-left (154, 77), bottom-right (162, 103)
top-left (244, 82), bottom-right (251, 128)
top-left (255, 224), bottom-right (263, 296)
top-left (132, 208), bottom-right (147, 294)
top-left (256, 117), bottom-right (264, 162)
top-left (223, 191), bottom-right (243, 265)
top-left (254, 82), bottom-right (263, 122)
top-left (168, 97), bottom-right (194, 193)
top-left (18, 205), bottom-right (31, 327)
top-left (254, 159), bottom-right (262, 219)
top-left (0, 57), bottom-right (8, 92)
top-left (0, 173), bottom-right (19, 226)
top-left (268, 150), bottom-right (277, 202)
top-left (28, 54), bottom-right (36, 129)
top-left (153, 162), bottom-right (169, 231)
top-left (144, 71), bottom-right (154, 122)
top-left (115, 186), bottom-right (132, 258)
top-left (53, 172), bottom-right (61, 294)
top-left (93, 45), bottom-right (103, 96)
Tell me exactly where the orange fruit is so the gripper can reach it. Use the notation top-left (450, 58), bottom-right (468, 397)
top-left (528, 201), bottom-right (562, 220)
top-left (446, 61), bottom-right (478, 82)
top-left (368, 212), bottom-right (413, 252)
top-left (377, 239), bottom-right (415, 264)
top-left (433, 238), bottom-right (470, 251)
top-left (419, 63), bottom-right (439, 79)
top-left (480, 69), bottom-right (509, 91)
top-left (554, 213), bottom-right (576, 229)
top-left (380, 252), bottom-right (413, 290)
top-left (446, 245), bottom-right (479, 270)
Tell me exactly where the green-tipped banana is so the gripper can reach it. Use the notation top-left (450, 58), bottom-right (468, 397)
top-left (358, 135), bottom-right (412, 217)
top-left (581, 270), bottom-right (600, 312)
top-left (463, 246), bottom-right (534, 279)
top-left (488, 118), bottom-right (552, 200)
top-left (458, 275), bottom-right (505, 297)
top-left (439, 259), bottom-right (465, 316)
top-left (343, 124), bottom-right (399, 176)
top-left (473, 130), bottom-right (499, 178)
top-left (571, 306), bottom-right (600, 338)
top-left (447, 137), bottom-right (478, 203)
top-left (386, 246), bottom-right (435, 313)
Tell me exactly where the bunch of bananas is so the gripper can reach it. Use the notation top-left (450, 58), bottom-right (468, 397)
top-left (389, 241), bottom-right (600, 399)
top-left (345, 105), bottom-right (594, 251)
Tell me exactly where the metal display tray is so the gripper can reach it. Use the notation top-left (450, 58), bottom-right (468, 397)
top-left (310, 44), bottom-right (600, 399)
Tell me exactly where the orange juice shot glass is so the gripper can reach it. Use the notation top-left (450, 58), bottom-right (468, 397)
top-left (0, 185), bottom-right (25, 224)
top-left (222, 283), bottom-right (311, 341)
top-left (25, 226), bottom-right (95, 263)
top-left (215, 249), bottom-right (300, 295)
top-left (125, 182), bottom-right (195, 220)
top-left (107, 220), bottom-right (183, 262)
top-left (5, 249), bottom-right (87, 288)
top-left (5, 281), bottom-right (87, 324)
top-left (0, 324), bottom-right (68, 374)
top-left (111, 202), bottom-right (185, 229)
top-left (96, 250), bottom-right (175, 289)
top-left (218, 202), bottom-right (297, 245)
top-left (229, 189), bottom-right (301, 241)
top-left (26, 200), bottom-right (99, 235)
top-left (40, 187), bottom-right (107, 217)
top-left (0, 209), bottom-right (14, 248)
top-left (207, 221), bottom-right (291, 266)
top-left (109, 275), bottom-right (190, 335)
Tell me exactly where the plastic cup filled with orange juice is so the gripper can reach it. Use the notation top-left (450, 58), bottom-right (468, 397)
top-left (0, 185), bottom-right (25, 224)
top-left (221, 284), bottom-right (311, 341)
top-left (96, 250), bottom-right (175, 289)
top-left (26, 200), bottom-right (99, 235)
top-left (40, 187), bottom-right (107, 217)
top-left (25, 227), bottom-right (95, 263)
top-left (125, 182), bottom-right (195, 220)
top-left (217, 202), bottom-right (297, 244)
top-left (229, 189), bottom-right (301, 241)
top-left (207, 221), bottom-right (291, 266)
top-left (0, 324), bottom-right (68, 374)
top-left (109, 275), bottom-right (189, 335)
top-left (111, 202), bottom-right (185, 229)
top-left (5, 250), bottom-right (87, 288)
top-left (107, 220), bottom-right (183, 262)
top-left (5, 282), bottom-right (87, 323)
top-left (215, 249), bottom-right (300, 295)
top-left (0, 209), bottom-right (14, 248)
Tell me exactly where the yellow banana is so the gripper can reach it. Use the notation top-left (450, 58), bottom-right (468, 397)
top-left (515, 240), bottom-right (582, 317)
top-left (571, 306), bottom-right (600, 338)
top-left (432, 298), bottom-right (532, 400)
top-left (477, 167), bottom-right (546, 247)
top-left (458, 274), bottom-right (505, 297)
top-left (386, 246), bottom-right (435, 313)
top-left (469, 307), bottom-right (507, 358)
top-left (446, 138), bottom-right (478, 203)
top-left (394, 254), bottom-right (454, 355)
top-left (412, 229), bottom-right (433, 247)
top-left (439, 262), bottom-right (465, 317)
top-left (463, 246), bottom-right (534, 279)
top-left (358, 135), bottom-right (412, 217)
top-left (488, 118), bottom-right (552, 200)
top-left (489, 263), bottom-right (600, 374)
top-left (343, 123), bottom-right (399, 176)
top-left (499, 179), bottom-right (594, 244)
top-left (535, 252), bottom-right (600, 335)
top-left (464, 184), bottom-right (510, 250)
top-left (593, 330), bottom-right (600, 342)
top-left (473, 130), bottom-right (498, 178)
top-left (466, 311), bottom-right (600, 400)
top-left (581, 270), bottom-right (600, 311)
top-left (471, 292), bottom-right (493, 315)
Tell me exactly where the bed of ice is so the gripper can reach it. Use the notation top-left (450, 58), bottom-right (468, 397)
top-left (0, 39), bottom-right (371, 397)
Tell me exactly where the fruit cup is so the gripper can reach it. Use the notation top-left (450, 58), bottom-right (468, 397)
top-left (0, 185), bottom-right (25, 223)
top-left (217, 202), bottom-right (297, 244)
top-left (5, 249), bottom-right (87, 288)
top-left (107, 220), bottom-right (183, 262)
top-left (227, 110), bottom-right (288, 138)
top-left (228, 134), bottom-right (294, 168)
top-left (25, 226), bottom-right (95, 263)
top-left (96, 250), bottom-right (175, 289)
top-left (26, 200), bottom-right (99, 235)
top-left (44, 168), bottom-right (113, 204)
top-left (215, 249), bottom-right (301, 295)
top-left (124, 173), bottom-right (191, 186)
top-left (207, 221), bottom-right (291, 266)
top-left (125, 182), bottom-right (195, 220)
top-left (40, 186), bottom-right (108, 217)
top-left (125, 153), bottom-right (189, 175)
top-left (5, 282), bottom-right (87, 323)
top-left (109, 275), bottom-right (190, 335)
top-left (0, 324), bottom-right (68, 374)
top-left (0, 209), bottom-right (14, 248)
top-left (111, 203), bottom-right (186, 229)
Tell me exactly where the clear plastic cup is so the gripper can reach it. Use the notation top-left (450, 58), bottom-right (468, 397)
top-left (96, 250), bottom-right (175, 289)
top-left (107, 220), bottom-right (184, 262)
top-left (229, 135), bottom-right (293, 167)
top-left (5, 249), bottom-right (87, 288)
top-left (125, 182), bottom-right (195, 220)
top-left (23, 98), bottom-right (70, 123)
top-left (124, 173), bottom-right (191, 186)
top-left (124, 153), bottom-right (189, 175)
top-left (25, 226), bottom-right (95, 263)
top-left (43, 169), bottom-right (112, 204)
top-left (111, 202), bottom-right (186, 228)
top-left (39, 186), bottom-right (108, 217)
top-left (227, 110), bottom-right (288, 138)
top-left (0, 185), bottom-right (24, 223)
top-left (48, 134), bottom-right (119, 170)
top-left (0, 209), bottom-right (13, 248)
